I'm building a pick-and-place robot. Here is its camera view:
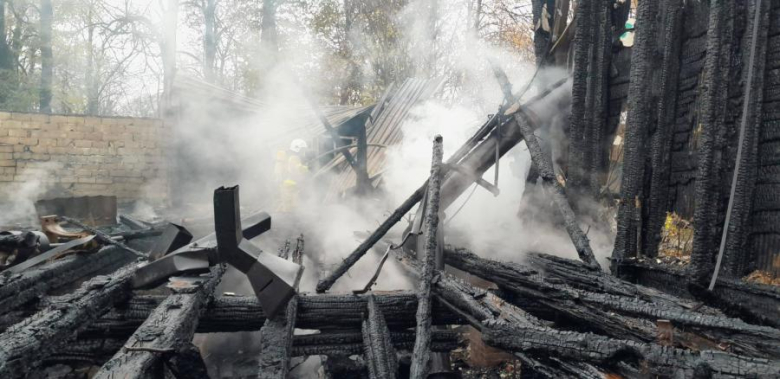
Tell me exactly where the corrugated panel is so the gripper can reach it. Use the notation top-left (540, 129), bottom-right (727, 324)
top-left (322, 78), bottom-right (444, 200)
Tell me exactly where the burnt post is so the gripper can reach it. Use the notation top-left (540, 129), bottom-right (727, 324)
top-left (410, 135), bottom-right (444, 379)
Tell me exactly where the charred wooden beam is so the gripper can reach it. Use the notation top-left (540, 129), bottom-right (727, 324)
top-left (0, 252), bottom-right (138, 379)
top-left (257, 296), bottom-right (298, 379)
top-left (94, 264), bottom-right (226, 379)
top-left (689, 0), bottom-right (734, 282)
top-left (611, 0), bottom-right (660, 269)
top-left (0, 245), bottom-right (134, 320)
top-left (4, 292), bottom-right (461, 338)
top-left (363, 294), bottom-right (398, 378)
top-left (410, 135), bottom-right (444, 379)
top-left (719, 0), bottom-right (771, 279)
top-left (316, 183), bottom-right (426, 293)
top-left (482, 320), bottom-right (780, 377)
top-left (293, 330), bottom-right (461, 358)
top-left (645, 0), bottom-right (684, 258)
top-left (514, 111), bottom-right (600, 269)
top-left (619, 258), bottom-right (780, 329)
top-left (444, 246), bottom-right (780, 359)
top-left (567, 0), bottom-right (595, 190)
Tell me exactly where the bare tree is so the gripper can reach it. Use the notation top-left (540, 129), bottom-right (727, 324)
top-left (39, 0), bottom-right (52, 113)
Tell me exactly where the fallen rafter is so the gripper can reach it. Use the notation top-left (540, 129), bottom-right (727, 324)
top-left (93, 265), bottom-right (226, 378)
top-left (362, 294), bottom-right (399, 379)
top-left (0, 252), bottom-right (138, 378)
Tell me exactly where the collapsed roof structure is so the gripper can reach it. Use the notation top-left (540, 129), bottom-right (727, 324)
top-left (1, 0), bottom-right (780, 378)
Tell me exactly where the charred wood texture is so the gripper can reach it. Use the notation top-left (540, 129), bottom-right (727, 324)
top-left (0, 246), bottom-right (133, 321)
top-left (482, 321), bottom-right (780, 378)
top-left (612, 0), bottom-right (660, 268)
top-left (257, 295), bottom-right (298, 379)
top-left (293, 330), bottom-right (460, 358)
top-left (410, 135), bottom-right (443, 379)
top-left (362, 295), bottom-right (398, 378)
top-left (619, 258), bottom-right (780, 329)
top-left (720, 0), bottom-right (771, 278)
top-left (690, 0), bottom-right (734, 282)
top-left (444, 246), bottom-right (780, 359)
top-left (567, 0), bottom-right (595, 190)
top-left (586, 0), bottom-right (613, 195)
top-left (645, 0), bottom-right (684, 258)
top-left (515, 112), bottom-right (600, 269)
top-left (0, 253), bottom-right (138, 378)
top-left (94, 264), bottom-right (226, 379)
top-left (13, 292), bottom-right (461, 339)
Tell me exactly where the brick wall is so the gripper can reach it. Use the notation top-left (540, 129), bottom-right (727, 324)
top-left (0, 111), bottom-right (169, 203)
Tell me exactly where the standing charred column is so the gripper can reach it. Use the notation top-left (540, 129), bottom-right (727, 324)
top-left (644, 0), bottom-right (684, 257)
top-left (719, 1), bottom-right (770, 279)
top-left (611, 0), bottom-right (660, 272)
top-left (531, 0), bottom-right (555, 65)
top-left (587, 0), bottom-right (614, 196)
top-left (567, 0), bottom-right (595, 191)
top-left (409, 135), bottom-right (443, 379)
top-left (689, 0), bottom-right (734, 283)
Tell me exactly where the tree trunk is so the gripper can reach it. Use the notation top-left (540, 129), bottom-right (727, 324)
top-left (39, 0), bottom-right (53, 113)
top-left (161, 0), bottom-right (178, 116)
top-left (203, 0), bottom-right (216, 82)
top-left (261, 0), bottom-right (279, 58)
top-left (85, 16), bottom-right (98, 115)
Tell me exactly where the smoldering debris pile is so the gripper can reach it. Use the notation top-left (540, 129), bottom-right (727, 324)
top-left (1, 66), bottom-right (779, 379)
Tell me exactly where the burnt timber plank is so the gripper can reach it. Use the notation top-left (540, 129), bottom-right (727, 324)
top-left (0, 250), bottom-right (138, 379)
top-left (294, 330), bottom-right (459, 357)
top-left (257, 295), bottom-right (298, 379)
top-left (362, 294), bottom-right (398, 379)
top-left (482, 320), bottom-right (780, 378)
top-left (410, 135), bottom-right (444, 379)
top-left (514, 111), bottom-right (600, 269)
top-left (94, 264), bottom-right (226, 379)
top-left (3, 292), bottom-right (463, 337)
top-left (0, 245), bottom-right (134, 320)
top-left (444, 246), bottom-right (780, 359)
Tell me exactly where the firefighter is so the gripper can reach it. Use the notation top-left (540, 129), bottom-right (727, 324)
top-left (275, 139), bottom-right (309, 212)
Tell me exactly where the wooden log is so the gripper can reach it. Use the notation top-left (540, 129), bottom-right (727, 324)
top-left (293, 330), bottom-right (461, 357)
top-left (482, 320), bottom-right (780, 378)
top-left (0, 246), bottom-right (134, 320)
top-left (444, 246), bottom-right (780, 359)
top-left (514, 112), bottom-right (600, 269)
top-left (363, 294), bottom-right (398, 379)
top-left (410, 135), bottom-right (444, 379)
top-left (619, 258), bottom-right (780, 329)
top-left (0, 251), bottom-right (138, 379)
top-left (257, 296), bottom-right (298, 379)
top-left (2, 291), bottom-right (462, 337)
top-left (94, 264), bottom-right (226, 379)
top-left (688, 0), bottom-right (733, 282)
top-left (315, 183), bottom-right (426, 293)
top-left (611, 0), bottom-right (660, 268)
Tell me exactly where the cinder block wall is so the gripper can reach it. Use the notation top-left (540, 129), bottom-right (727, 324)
top-left (0, 111), bottom-right (169, 203)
